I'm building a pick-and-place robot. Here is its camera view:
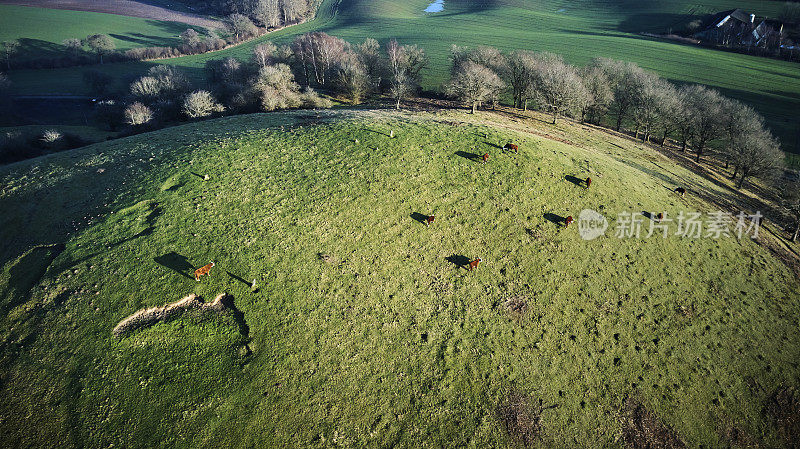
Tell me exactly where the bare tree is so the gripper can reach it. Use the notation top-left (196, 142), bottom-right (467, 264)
top-left (577, 64), bottom-right (613, 123)
top-left (226, 14), bottom-right (258, 41)
top-left (386, 39), bottom-right (427, 109)
top-left (291, 32), bottom-right (348, 87)
top-left (632, 74), bottom-right (669, 141)
top-left (335, 51), bottom-right (369, 104)
top-left (719, 98), bottom-right (763, 173)
top-left (250, 0), bottom-right (281, 27)
top-left (446, 60), bottom-right (505, 113)
top-left (62, 38), bottom-right (82, 59)
top-left (778, 174), bottom-right (800, 241)
top-left (84, 34), bottom-right (115, 64)
top-left (683, 84), bottom-right (724, 162)
top-left (2, 40), bottom-right (20, 70)
top-left (180, 29), bottom-right (201, 48)
top-left (124, 102), bottom-right (153, 126)
top-left (529, 54), bottom-right (584, 124)
top-left (593, 58), bottom-right (648, 132)
top-left (505, 50), bottom-right (537, 110)
top-left (253, 42), bottom-right (277, 68)
top-left (183, 90), bottom-right (225, 118)
top-left (732, 128), bottom-right (783, 189)
top-left (357, 38), bottom-right (383, 91)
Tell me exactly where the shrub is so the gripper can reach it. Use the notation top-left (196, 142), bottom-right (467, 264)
top-left (124, 102), bottom-right (153, 126)
top-left (182, 90), bottom-right (225, 118)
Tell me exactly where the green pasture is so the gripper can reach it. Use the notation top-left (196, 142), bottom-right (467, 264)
top-left (0, 4), bottom-right (204, 62)
top-left (1, 109), bottom-right (798, 447)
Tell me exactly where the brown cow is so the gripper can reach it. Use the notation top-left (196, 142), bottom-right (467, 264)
top-left (675, 187), bottom-right (686, 197)
top-left (426, 215), bottom-right (435, 226)
top-left (586, 177), bottom-right (592, 188)
top-left (565, 216), bottom-right (574, 227)
top-left (482, 153), bottom-right (489, 163)
top-left (194, 262), bottom-right (215, 281)
top-left (503, 143), bottom-right (518, 153)
top-left (468, 258), bottom-right (482, 270)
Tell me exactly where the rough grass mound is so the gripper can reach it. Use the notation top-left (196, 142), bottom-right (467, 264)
top-left (112, 293), bottom-right (232, 338)
top-left (621, 398), bottom-right (686, 449)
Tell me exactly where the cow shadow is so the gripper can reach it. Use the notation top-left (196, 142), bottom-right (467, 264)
top-left (565, 175), bottom-right (585, 187)
top-left (446, 254), bottom-right (471, 270)
top-left (411, 212), bottom-right (430, 225)
top-left (485, 141), bottom-right (503, 149)
top-left (455, 151), bottom-right (481, 162)
top-left (154, 252), bottom-right (194, 279)
top-left (642, 211), bottom-right (655, 220)
top-left (544, 213), bottom-right (566, 226)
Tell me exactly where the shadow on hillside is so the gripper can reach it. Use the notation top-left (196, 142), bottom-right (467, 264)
top-left (154, 252), bottom-right (194, 279)
top-left (446, 254), bottom-right (470, 270)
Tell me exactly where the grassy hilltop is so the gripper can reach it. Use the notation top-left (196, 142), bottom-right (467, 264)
top-left (1, 108), bottom-right (799, 447)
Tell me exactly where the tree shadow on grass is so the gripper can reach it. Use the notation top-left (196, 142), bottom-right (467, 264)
top-left (446, 254), bottom-right (470, 270)
top-left (455, 151), bottom-right (481, 162)
top-left (153, 252), bottom-right (194, 279)
top-left (544, 213), bottom-right (566, 226)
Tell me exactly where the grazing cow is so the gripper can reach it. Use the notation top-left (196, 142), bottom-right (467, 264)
top-left (194, 262), bottom-right (215, 281)
top-left (675, 187), bottom-right (686, 197)
top-left (656, 213), bottom-right (664, 222)
top-left (468, 258), bottom-right (482, 270)
top-left (565, 216), bottom-right (574, 227)
top-left (586, 177), bottom-right (592, 189)
top-left (503, 143), bottom-right (518, 153)
top-left (482, 153), bottom-right (489, 163)
top-left (426, 215), bottom-right (435, 226)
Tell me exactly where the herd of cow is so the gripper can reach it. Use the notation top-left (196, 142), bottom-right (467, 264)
top-left (422, 142), bottom-right (688, 272)
top-left (190, 141), bottom-right (688, 277)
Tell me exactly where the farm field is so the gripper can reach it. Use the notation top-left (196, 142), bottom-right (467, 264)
top-left (5, 0), bottom-right (800, 149)
top-left (0, 4), bottom-right (209, 62)
top-left (1, 108), bottom-right (799, 447)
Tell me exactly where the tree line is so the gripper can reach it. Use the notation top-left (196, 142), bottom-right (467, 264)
top-left (444, 45), bottom-right (784, 191)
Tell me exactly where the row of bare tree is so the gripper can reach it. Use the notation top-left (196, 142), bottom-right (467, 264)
top-left (444, 45), bottom-right (784, 191)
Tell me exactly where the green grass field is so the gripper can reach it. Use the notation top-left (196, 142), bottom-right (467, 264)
top-left (0, 4), bottom-right (203, 62)
top-left (1, 108), bottom-right (799, 447)
top-left (6, 0), bottom-right (800, 150)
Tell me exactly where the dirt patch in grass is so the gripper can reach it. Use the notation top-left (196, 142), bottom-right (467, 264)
top-left (765, 387), bottom-right (800, 445)
top-left (503, 295), bottom-right (528, 321)
top-left (621, 398), bottom-right (686, 449)
top-left (2, 0), bottom-right (224, 28)
top-left (113, 292), bottom-right (233, 338)
top-left (497, 392), bottom-right (548, 447)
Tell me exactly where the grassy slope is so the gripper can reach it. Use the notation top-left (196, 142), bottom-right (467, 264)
top-left (1, 108), bottom-right (798, 447)
top-left (0, 4), bottom-right (201, 61)
top-left (6, 0), bottom-right (800, 149)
